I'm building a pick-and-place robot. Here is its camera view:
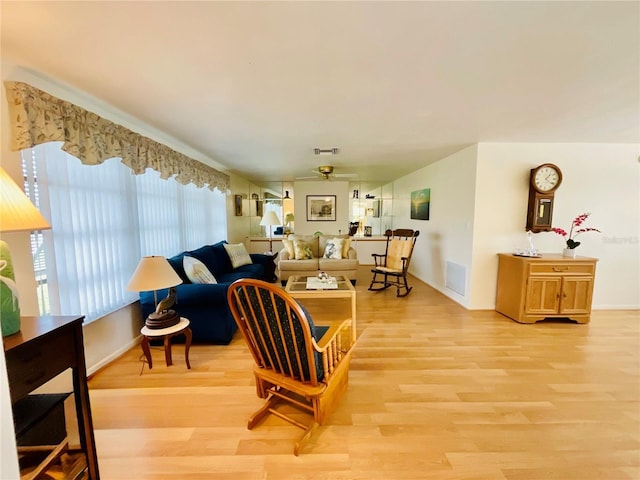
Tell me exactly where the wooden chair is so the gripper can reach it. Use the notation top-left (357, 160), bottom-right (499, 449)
top-left (368, 228), bottom-right (420, 297)
top-left (227, 278), bottom-right (355, 455)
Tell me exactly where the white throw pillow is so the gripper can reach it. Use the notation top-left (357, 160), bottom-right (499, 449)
top-left (323, 238), bottom-right (345, 259)
top-left (224, 243), bottom-right (253, 268)
top-left (183, 256), bottom-right (217, 284)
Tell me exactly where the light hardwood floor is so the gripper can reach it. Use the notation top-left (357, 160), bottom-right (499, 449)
top-left (88, 266), bottom-right (639, 480)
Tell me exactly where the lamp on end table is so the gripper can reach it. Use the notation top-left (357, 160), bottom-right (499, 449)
top-left (127, 256), bottom-right (183, 329)
top-left (260, 211), bottom-right (281, 254)
top-left (0, 167), bottom-right (51, 337)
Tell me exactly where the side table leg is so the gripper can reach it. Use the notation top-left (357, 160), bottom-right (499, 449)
top-left (184, 327), bottom-right (192, 369)
top-left (164, 335), bottom-right (173, 366)
top-left (141, 336), bottom-right (153, 369)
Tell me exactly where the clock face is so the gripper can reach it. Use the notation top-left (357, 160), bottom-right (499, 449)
top-left (533, 165), bottom-right (562, 192)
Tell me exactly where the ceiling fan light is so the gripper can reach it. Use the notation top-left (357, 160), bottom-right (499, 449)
top-left (318, 165), bottom-right (334, 176)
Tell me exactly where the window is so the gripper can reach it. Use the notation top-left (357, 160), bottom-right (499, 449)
top-left (22, 143), bottom-right (227, 322)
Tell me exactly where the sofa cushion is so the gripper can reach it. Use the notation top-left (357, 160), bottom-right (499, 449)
top-left (319, 234), bottom-right (351, 257)
top-left (183, 256), bottom-right (217, 284)
top-left (218, 263), bottom-right (265, 283)
top-left (318, 257), bottom-right (359, 271)
top-left (340, 237), bottom-right (352, 257)
top-left (282, 239), bottom-right (295, 258)
top-left (293, 240), bottom-right (313, 260)
top-left (224, 243), bottom-right (253, 268)
top-left (278, 258), bottom-right (318, 271)
top-left (167, 252), bottom-right (191, 283)
top-left (323, 238), bottom-right (346, 259)
top-left (288, 234), bottom-right (319, 258)
top-left (189, 242), bottom-right (231, 277)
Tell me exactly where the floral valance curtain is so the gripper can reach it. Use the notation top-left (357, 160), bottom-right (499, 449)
top-left (4, 81), bottom-right (229, 192)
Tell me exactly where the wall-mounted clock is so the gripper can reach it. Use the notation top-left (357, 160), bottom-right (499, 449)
top-left (526, 163), bottom-right (562, 232)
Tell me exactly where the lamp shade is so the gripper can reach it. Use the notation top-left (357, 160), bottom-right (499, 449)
top-left (127, 256), bottom-right (183, 292)
top-left (0, 166), bottom-right (51, 336)
top-left (0, 167), bottom-right (50, 233)
top-left (259, 211), bottom-right (281, 226)
top-left (284, 212), bottom-right (295, 224)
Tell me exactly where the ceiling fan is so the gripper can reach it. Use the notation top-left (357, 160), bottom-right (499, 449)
top-left (297, 165), bottom-right (358, 180)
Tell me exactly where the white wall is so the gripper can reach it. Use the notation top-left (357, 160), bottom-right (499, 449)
top-left (391, 142), bottom-right (639, 310)
top-left (392, 145), bottom-right (479, 307)
top-left (227, 173), bottom-right (253, 244)
top-left (472, 143), bottom-right (640, 309)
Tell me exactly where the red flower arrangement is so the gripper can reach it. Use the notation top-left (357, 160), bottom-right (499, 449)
top-left (552, 213), bottom-right (601, 249)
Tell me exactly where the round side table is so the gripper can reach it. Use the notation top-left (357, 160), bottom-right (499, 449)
top-left (140, 317), bottom-right (192, 369)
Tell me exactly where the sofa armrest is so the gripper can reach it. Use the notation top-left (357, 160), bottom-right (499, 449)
top-left (278, 249), bottom-right (292, 261)
top-left (346, 247), bottom-right (357, 260)
top-left (250, 253), bottom-right (272, 266)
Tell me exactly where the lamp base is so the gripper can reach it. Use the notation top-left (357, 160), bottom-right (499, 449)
top-left (1, 240), bottom-right (21, 337)
top-left (145, 309), bottom-right (179, 329)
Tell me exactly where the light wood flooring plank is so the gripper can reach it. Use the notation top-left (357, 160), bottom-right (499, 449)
top-left (88, 266), bottom-right (639, 479)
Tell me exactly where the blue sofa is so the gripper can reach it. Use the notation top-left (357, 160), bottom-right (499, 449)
top-left (140, 241), bottom-right (273, 344)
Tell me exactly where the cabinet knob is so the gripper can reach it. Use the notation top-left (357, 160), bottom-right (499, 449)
top-left (552, 267), bottom-right (569, 272)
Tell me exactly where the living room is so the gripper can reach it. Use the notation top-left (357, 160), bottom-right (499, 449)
top-left (1, 2), bottom-right (639, 478)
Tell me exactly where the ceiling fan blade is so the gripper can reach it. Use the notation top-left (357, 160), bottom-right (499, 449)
top-left (334, 173), bottom-right (359, 178)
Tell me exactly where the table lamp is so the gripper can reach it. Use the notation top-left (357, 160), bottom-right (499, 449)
top-left (284, 212), bottom-right (295, 234)
top-left (127, 256), bottom-right (183, 329)
top-left (0, 167), bottom-right (51, 337)
top-left (260, 211), bottom-right (281, 254)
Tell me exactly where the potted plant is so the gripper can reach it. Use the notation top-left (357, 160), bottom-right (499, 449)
top-left (552, 213), bottom-right (601, 257)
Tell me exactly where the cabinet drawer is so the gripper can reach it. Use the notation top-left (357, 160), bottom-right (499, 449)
top-left (529, 263), bottom-right (594, 276)
top-left (6, 330), bottom-right (75, 400)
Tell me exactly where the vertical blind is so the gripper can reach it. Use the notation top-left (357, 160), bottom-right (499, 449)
top-left (22, 142), bottom-right (227, 322)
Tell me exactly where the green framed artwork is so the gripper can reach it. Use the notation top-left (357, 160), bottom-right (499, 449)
top-left (410, 188), bottom-right (430, 220)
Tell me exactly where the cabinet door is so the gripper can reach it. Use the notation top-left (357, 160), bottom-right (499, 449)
top-left (559, 277), bottom-right (594, 315)
top-left (525, 276), bottom-right (561, 314)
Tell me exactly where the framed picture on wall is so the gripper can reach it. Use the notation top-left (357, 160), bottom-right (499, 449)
top-left (307, 195), bottom-right (336, 221)
top-left (410, 188), bottom-right (430, 220)
top-left (234, 194), bottom-right (243, 216)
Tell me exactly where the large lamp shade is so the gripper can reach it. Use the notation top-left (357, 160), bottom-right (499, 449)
top-left (127, 256), bottom-right (183, 292)
top-left (0, 167), bottom-right (51, 336)
top-left (259, 211), bottom-right (281, 254)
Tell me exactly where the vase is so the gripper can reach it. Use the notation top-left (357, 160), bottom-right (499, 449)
top-left (563, 248), bottom-right (577, 258)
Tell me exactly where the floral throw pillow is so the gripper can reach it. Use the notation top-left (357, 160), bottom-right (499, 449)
top-left (323, 238), bottom-right (345, 259)
top-left (293, 240), bottom-right (313, 260)
top-left (183, 256), bottom-right (217, 284)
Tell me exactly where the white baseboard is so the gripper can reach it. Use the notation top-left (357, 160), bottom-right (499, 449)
top-left (87, 335), bottom-right (142, 377)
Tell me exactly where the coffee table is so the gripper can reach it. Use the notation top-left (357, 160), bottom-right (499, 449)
top-left (285, 275), bottom-right (357, 339)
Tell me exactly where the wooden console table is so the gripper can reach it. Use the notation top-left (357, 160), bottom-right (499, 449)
top-left (496, 253), bottom-right (598, 324)
top-left (3, 315), bottom-right (100, 479)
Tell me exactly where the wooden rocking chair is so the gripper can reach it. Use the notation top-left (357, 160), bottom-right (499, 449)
top-left (227, 278), bottom-right (355, 455)
top-left (368, 228), bottom-right (420, 297)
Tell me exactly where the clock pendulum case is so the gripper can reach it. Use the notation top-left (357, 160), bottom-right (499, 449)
top-left (526, 163), bottom-right (562, 232)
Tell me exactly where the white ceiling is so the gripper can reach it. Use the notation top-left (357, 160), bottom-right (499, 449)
top-left (2, 1), bottom-right (638, 184)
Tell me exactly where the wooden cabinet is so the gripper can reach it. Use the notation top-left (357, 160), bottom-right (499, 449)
top-left (496, 253), bottom-right (597, 324)
top-left (4, 316), bottom-right (100, 479)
